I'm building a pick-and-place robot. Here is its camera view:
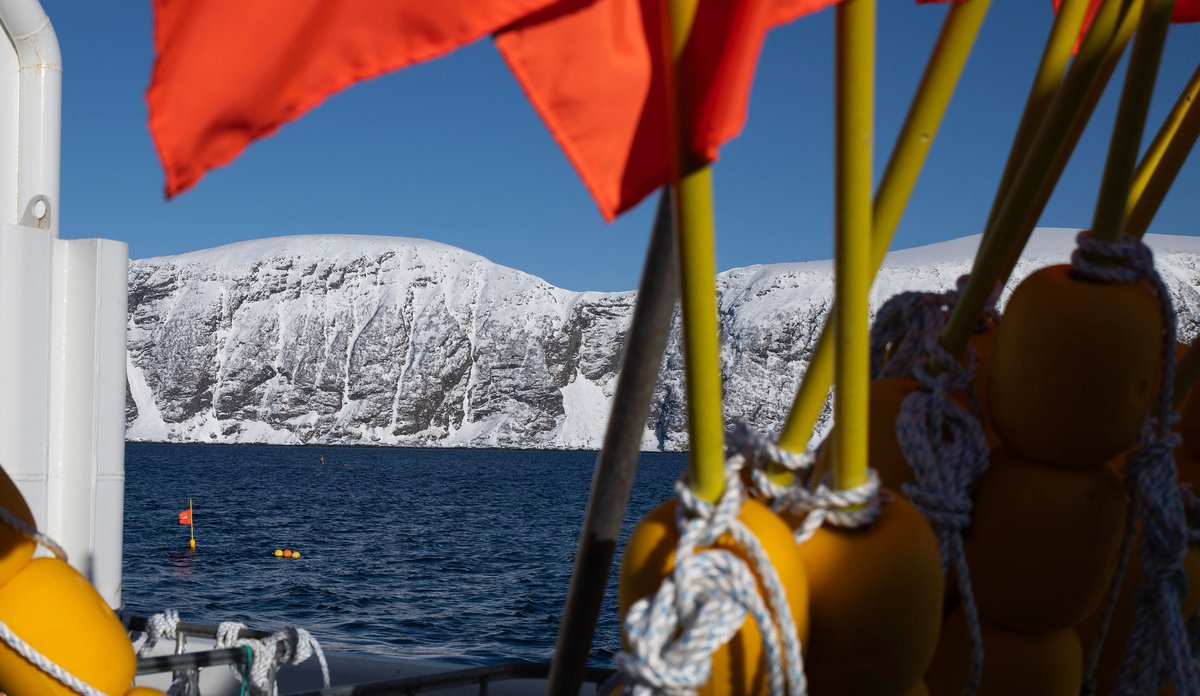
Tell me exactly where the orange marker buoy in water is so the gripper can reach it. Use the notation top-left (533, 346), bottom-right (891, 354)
top-left (283, 549), bottom-right (293, 558)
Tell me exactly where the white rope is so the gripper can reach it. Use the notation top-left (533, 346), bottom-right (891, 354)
top-left (784, 470), bottom-right (881, 544)
top-left (138, 609), bottom-right (181, 657)
top-left (0, 503), bottom-right (67, 561)
top-left (235, 626), bottom-right (330, 696)
top-left (871, 281), bottom-right (991, 696)
top-left (215, 621), bottom-right (248, 648)
top-left (729, 422), bottom-right (881, 543)
top-left (1070, 231), bottom-right (1199, 695)
top-left (214, 622), bottom-right (252, 689)
top-left (728, 423), bottom-right (815, 506)
top-left (0, 501), bottom-right (114, 696)
top-left (896, 348), bottom-right (990, 696)
top-left (615, 459), bottom-right (806, 696)
top-left (0, 616), bottom-right (106, 696)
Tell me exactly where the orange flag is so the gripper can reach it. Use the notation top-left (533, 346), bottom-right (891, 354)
top-left (178, 509), bottom-right (191, 525)
top-left (495, 0), bottom-right (841, 221)
top-left (1052, 0), bottom-right (1199, 43)
top-left (148, 0), bottom-right (558, 197)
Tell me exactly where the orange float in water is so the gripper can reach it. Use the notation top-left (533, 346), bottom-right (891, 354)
top-left (796, 493), bottom-right (943, 695)
top-left (988, 264), bottom-right (1163, 466)
top-left (966, 447), bottom-right (1127, 633)
top-left (925, 606), bottom-right (1082, 696)
top-left (618, 497), bottom-right (809, 696)
top-left (0, 558), bottom-right (136, 696)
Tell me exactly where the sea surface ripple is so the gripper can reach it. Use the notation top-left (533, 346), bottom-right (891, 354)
top-left (123, 443), bottom-right (682, 666)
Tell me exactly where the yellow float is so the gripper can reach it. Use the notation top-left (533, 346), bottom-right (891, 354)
top-left (796, 493), bottom-right (944, 695)
top-left (925, 606), bottom-right (1083, 696)
top-left (987, 264), bottom-right (1164, 466)
top-left (965, 446), bottom-right (1128, 633)
top-left (0, 463), bottom-right (161, 696)
top-left (618, 497), bottom-right (809, 696)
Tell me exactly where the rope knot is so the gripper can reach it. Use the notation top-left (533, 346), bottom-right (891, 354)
top-left (617, 457), bottom-right (806, 696)
top-left (786, 470), bottom-right (882, 543)
top-left (728, 422), bottom-right (815, 508)
top-left (674, 473), bottom-right (743, 549)
top-left (1070, 230), bottom-right (1153, 285)
top-left (138, 609), bottom-right (181, 657)
top-left (237, 626), bottom-right (330, 696)
top-left (871, 290), bottom-right (956, 380)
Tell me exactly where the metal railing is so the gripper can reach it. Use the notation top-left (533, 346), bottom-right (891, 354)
top-left (128, 615), bottom-right (615, 695)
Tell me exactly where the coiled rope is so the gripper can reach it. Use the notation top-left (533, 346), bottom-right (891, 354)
top-left (136, 609), bottom-right (200, 696)
top-left (0, 503), bottom-right (67, 561)
top-left (896, 344), bottom-right (990, 696)
top-left (1070, 231), bottom-right (1198, 695)
top-left (614, 453), bottom-right (806, 696)
top-left (228, 625), bottom-right (330, 696)
top-left (0, 501), bottom-right (104, 696)
top-left (872, 284), bottom-right (991, 696)
top-left (0, 618), bottom-right (106, 696)
top-left (137, 609), bottom-right (181, 657)
top-left (731, 423), bottom-right (881, 543)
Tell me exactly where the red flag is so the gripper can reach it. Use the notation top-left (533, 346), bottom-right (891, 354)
top-left (149, 0), bottom-right (558, 197)
top-left (1052, 0), bottom-right (1200, 49)
top-left (495, 0), bottom-right (841, 221)
top-left (178, 509), bottom-right (191, 525)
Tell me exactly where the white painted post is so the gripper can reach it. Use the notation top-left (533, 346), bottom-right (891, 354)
top-left (0, 224), bottom-right (53, 530)
top-left (47, 238), bottom-right (128, 608)
top-left (1, 0), bottom-right (128, 608)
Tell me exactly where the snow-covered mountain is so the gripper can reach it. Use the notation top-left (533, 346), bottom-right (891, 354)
top-left (125, 229), bottom-right (1200, 450)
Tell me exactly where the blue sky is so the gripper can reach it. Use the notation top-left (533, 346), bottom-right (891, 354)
top-left (41, 1), bottom-right (1200, 292)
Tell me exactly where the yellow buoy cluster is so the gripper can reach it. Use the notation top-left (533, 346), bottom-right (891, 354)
top-left (274, 548), bottom-right (301, 558)
top-left (0, 467), bottom-right (164, 696)
top-left (616, 0), bottom-right (1200, 690)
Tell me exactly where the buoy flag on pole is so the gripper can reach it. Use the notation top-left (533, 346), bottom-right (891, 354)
top-left (148, 0), bottom-right (559, 197)
top-left (494, 0), bottom-right (842, 221)
top-left (178, 509), bottom-right (191, 525)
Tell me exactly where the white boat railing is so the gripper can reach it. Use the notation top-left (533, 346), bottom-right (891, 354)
top-left (0, 0), bottom-right (127, 609)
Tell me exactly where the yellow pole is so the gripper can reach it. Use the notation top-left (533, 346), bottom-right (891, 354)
top-left (1090, 0), bottom-right (1176, 243)
top-left (661, 0), bottom-right (725, 503)
top-left (777, 0), bottom-right (990, 459)
top-left (1125, 63), bottom-right (1200, 238)
top-left (938, 0), bottom-right (1132, 361)
top-left (189, 498), bottom-right (195, 549)
top-left (982, 0), bottom-right (1091, 237)
top-left (991, 0), bottom-right (1141, 282)
top-left (831, 0), bottom-right (874, 492)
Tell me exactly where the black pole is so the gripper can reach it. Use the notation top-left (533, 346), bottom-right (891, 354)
top-left (545, 192), bottom-right (678, 695)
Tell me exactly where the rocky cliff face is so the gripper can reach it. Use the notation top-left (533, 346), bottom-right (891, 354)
top-left (126, 230), bottom-right (1200, 450)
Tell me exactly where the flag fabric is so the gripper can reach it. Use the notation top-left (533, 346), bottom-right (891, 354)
top-left (178, 509), bottom-right (192, 525)
top-left (148, 0), bottom-right (558, 197)
top-left (494, 0), bottom-right (841, 221)
top-left (1052, 0), bottom-right (1200, 44)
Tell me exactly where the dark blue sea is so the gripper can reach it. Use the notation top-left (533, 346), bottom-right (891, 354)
top-left (122, 443), bottom-right (683, 666)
